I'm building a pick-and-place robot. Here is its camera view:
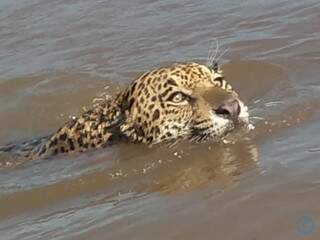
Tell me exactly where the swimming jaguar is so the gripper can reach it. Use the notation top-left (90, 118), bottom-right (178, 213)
top-left (1, 61), bottom-right (249, 160)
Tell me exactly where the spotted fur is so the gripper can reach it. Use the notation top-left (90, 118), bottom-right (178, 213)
top-left (23, 62), bottom-right (249, 159)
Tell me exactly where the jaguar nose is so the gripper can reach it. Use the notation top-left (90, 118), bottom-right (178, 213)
top-left (215, 98), bottom-right (240, 119)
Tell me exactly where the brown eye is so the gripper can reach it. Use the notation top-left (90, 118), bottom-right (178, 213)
top-left (168, 92), bottom-right (190, 103)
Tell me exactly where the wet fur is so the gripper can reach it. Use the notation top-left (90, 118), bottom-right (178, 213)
top-left (2, 62), bottom-right (248, 160)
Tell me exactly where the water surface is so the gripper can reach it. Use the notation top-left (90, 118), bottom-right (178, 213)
top-left (0, 0), bottom-right (320, 239)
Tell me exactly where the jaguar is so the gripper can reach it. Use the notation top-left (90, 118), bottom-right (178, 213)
top-left (1, 60), bottom-right (249, 160)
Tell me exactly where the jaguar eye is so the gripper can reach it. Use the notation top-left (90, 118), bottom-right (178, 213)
top-left (168, 92), bottom-right (189, 103)
top-left (172, 92), bottom-right (184, 103)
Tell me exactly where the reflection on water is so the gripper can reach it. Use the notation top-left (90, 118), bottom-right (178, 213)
top-left (1, 138), bottom-right (260, 239)
top-left (1, 0), bottom-right (320, 239)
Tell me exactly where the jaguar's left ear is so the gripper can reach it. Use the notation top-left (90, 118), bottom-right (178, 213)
top-left (118, 93), bottom-right (149, 143)
top-left (99, 89), bottom-right (132, 128)
top-left (119, 99), bottom-right (147, 143)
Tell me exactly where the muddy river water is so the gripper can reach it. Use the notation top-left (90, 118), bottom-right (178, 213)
top-left (0, 0), bottom-right (320, 239)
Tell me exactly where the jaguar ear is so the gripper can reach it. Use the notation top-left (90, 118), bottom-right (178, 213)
top-left (212, 61), bottom-right (219, 73)
top-left (100, 88), bottom-right (133, 131)
top-left (119, 105), bottom-right (145, 143)
top-left (104, 88), bottom-right (147, 143)
top-left (118, 93), bottom-right (147, 143)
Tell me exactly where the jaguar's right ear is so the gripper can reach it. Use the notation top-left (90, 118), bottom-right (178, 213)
top-left (212, 61), bottom-right (219, 73)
